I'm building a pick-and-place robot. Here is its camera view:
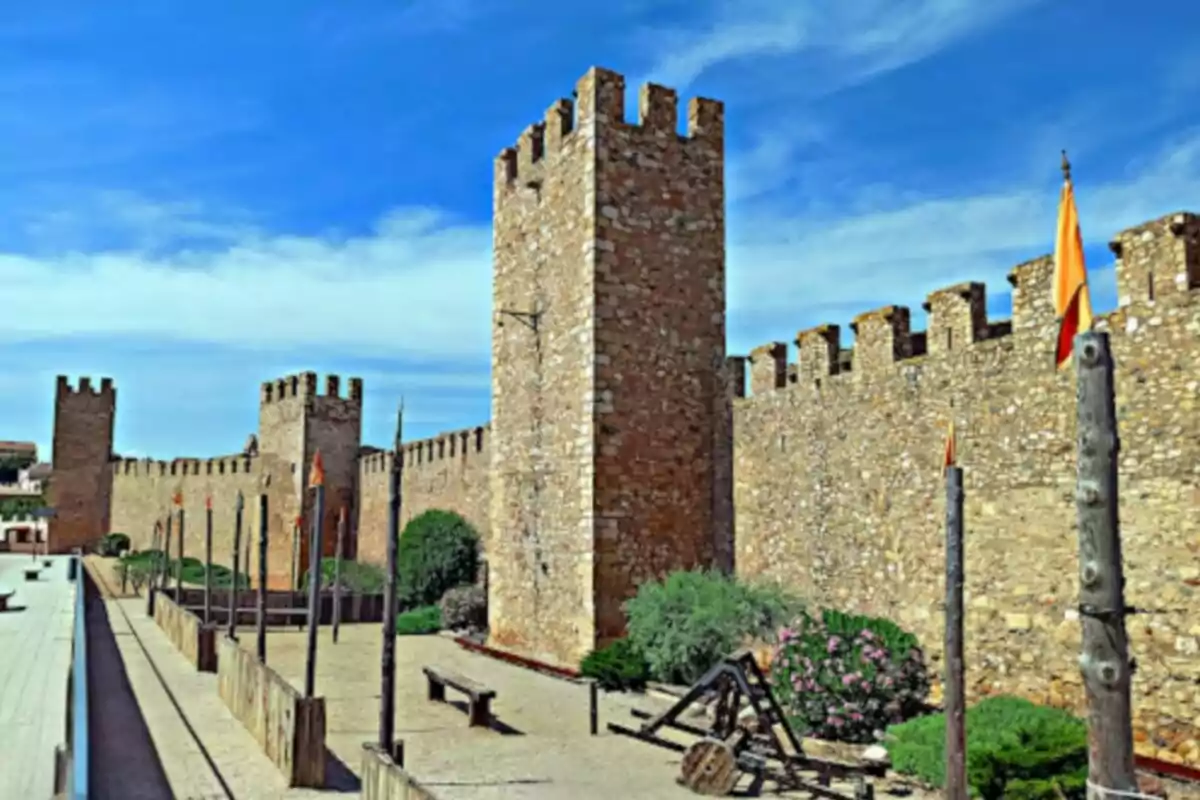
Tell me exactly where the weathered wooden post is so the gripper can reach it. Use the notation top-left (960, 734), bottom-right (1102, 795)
top-left (146, 519), bottom-right (162, 615)
top-left (229, 490), bottom-right (244, 639)
top-left (332, 506), bottom-right (346, 644)
top-left (943, 463), bottom-right (967, 800)
top-left (160, 511), bottom-right (173, 592)
top-left (174, 491), bottom-right (186, 597)
top-left (291, 518), bottom-right (301, 593)
top-left (379, 402), bottom-right (404, 752)
top-left (203, 495), bottom-right (213, 625)
top-left (303, 451), bottom-right (327, 698)
top-left (1074, 331), bottom-right (1136, 798)
top-left (256, 478), bottom-right (269, 664)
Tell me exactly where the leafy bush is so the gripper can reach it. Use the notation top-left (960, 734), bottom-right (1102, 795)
top-left (770, 608), bottom-right (929, 743)
top-left (395, 604), bottom-right (442, 635)
top-left (438, 584), bottom-right (487, 631)
top-left (301, 558), bottom-right (387, 593)
top-left (625, 569), bottom-right (805, 685)
top-left (119, 550), bottom-right (247, 589)
top-left (96, 532), bottom-right (132, 557)
top-left (580, 638), bottom-right (652, 691)
top-left (397, 510), bottom-right (480, 609)
top-left (886, 696), bottom-right (1088, 799)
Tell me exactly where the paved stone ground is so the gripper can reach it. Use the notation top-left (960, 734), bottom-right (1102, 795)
top-left (235, 624), bottom-right (906, 800)
top-left (0, 554), bottom-right (75, 800)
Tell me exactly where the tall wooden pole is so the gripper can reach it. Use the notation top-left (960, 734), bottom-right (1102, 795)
top-left (379, 402), bottom-right (404, 751)
top-left (229, 491), bottom-right (244, 640)
top-left (291, 519), bottom-right (301, 593)
top-left (1074, 332), bottom-right (1136, 798)
top-left (175, 506), bottom-right (185, 595)
top-left (332, 506), bottom-right (346, 644)
top-left (160, 512), bottom-right (173, 592)
top-left (203, 496), bottom-right (213, 624)
top-left (256, 488), bottom-right (269, 663)
top-left (943, 465), bottom-right (967, 800)
top-left (146, 520), bottom-right (161, 615)
top-left (303, 451), bottom-right (326, 698)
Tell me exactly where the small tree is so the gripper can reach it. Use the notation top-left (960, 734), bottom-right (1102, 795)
top-left (396, 510), bottom-right (480, 608)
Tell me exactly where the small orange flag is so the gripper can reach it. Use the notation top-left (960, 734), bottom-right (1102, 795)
top-left (308, 449), bottom-right (325, 488)
top-left (205, 495), bottom-right (212, 510)
top-left (942, 421), bottom-right (957, 474)
top-left (1053, 151), bottom-right (1094, 369)
top-left (172, 489), bottom-right (183, 507)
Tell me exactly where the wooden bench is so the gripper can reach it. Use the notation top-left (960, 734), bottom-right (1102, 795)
top-left (0, 591), bottom-right (13, 612)
top-left (422, 666), bottom-right (496, 727)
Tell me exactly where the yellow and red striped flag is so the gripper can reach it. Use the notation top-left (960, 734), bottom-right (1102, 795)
top-left (172, 489), bottom-right (183, 507)
top-left (205, 495), bottom-right (212, 510)
top-left (942, 420), bottom-right (957, 474)
top-left (1053, 151), bottom-right (1094, 369)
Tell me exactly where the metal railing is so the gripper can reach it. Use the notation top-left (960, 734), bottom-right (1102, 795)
top-left (57, 552), bottom-right (89, 798)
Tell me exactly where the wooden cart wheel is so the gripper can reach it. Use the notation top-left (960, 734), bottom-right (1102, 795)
top-left (678, 738), bottom-right (740, 796)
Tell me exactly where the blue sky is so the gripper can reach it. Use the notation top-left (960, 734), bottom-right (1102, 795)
top-left (1, 1), bottom-right (1198, 460)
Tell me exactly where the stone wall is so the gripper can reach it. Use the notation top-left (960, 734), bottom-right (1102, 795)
top-left (153, 589), bottom-right (217, 672)
top-left (110, 454), bottom-right (260, 569)
top-left (48, 376), bottom-right (115, 553)
top-left (487, 67), bottom-right (727, 666)
top-left (217, 636), bottom-right (327, 787)
top-left (733, 212), bottom-right (1200, 763)
top-left (356, 425), bottom-right (490, 566)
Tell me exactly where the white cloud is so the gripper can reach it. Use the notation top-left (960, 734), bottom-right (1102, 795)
top-left (0, 206), bottom-right (494, 359)
top-left (725, 129), bottom-right (1200, 349)
top-left (3, 129), bottom-right (1196, 367)
top-left (637, 0), bottom-right (1043, 94)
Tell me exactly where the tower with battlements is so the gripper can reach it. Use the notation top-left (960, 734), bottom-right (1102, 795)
top-left (48, 376), bottom-right (116, 553)
top-left (257, 372), bottom-right (363, 587)
top-left (488, 67), bottom-right (729, 665)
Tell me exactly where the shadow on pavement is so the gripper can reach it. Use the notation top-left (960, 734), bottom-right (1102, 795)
top-left (83, 572), bottom-right (175, 799)
top-left (325, 747), bottom-right (363, 792)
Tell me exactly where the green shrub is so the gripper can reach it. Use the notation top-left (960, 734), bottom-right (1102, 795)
top-left (96, 532), bottom-right (132, 557)
top-left (119, 550), bottom-right (247, 589)
top-left (624, 569), bottom-right (805, 685)
top-left (438, 584), bottom-right (487, 631)
top-left (301, 558), bottom-right (387, 593)
top-left (771, 608), bottom-right (929, 742)
top-left (580, 638), bottom-right (652, 691)
top-left (395, 604), bottom-right (442, 635)
top-left (397, 510), bottom-right (480, 609)
top-left (887, 696), bottom-right (1088, 799)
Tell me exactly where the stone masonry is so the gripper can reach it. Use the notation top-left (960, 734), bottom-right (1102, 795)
top-left (44, 66), bottom-right (1198, 763)
top-left (48, 377), bottom-right (115, 552)
top-left (735, 213), bottom-right (1200, 764)
top-left (488, 67), bottom-right (728, 665)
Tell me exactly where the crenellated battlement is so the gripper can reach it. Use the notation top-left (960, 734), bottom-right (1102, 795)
top-left (112, 454), bottom-right (257, 478)
top-left (741, 210), bottom-right (1200, 397)
top-left (494, 66), bottom-right (724, 188)
top-left (56, 375), bottom-right (115, 398)
top-left (259, 372), bottom-right (363, 406)
top-left (357, 424), bottom-right (490, 477)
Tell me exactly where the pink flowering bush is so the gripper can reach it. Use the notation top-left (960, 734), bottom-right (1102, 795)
top-left (770, 609), bottom-right (930, 743)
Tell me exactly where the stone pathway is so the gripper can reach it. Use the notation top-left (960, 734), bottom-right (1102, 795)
top-left (85, 558), bottom-right (339, 799)
top-left (0, 554), bottom-right (75, 800)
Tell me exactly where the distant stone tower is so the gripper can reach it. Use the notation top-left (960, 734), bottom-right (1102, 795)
top-left (49, 376), bottom-right (116, 553)
top-left (489, 67), bottom-right (727, 666)
top-left (256, 372), bottom-right (362, 588)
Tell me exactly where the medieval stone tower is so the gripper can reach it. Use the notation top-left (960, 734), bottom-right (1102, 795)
top-left (257, 372), bottom-right (363, 587)
top-left (488, 67), bottom-right (728, 666)
top-left (48, 376), bottom-right (116, 553)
